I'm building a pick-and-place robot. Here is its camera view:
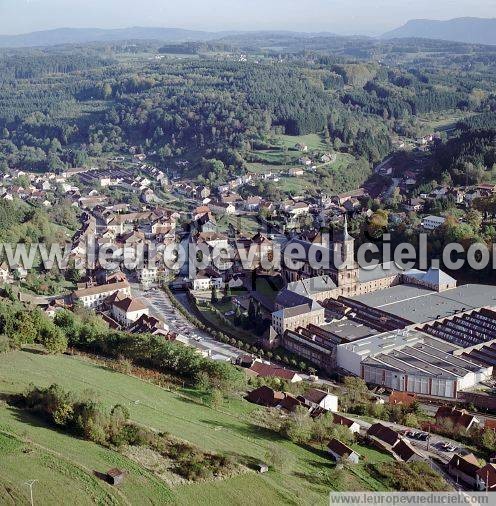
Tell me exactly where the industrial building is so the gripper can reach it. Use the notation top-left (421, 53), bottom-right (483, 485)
top-left (271, 222), bottom-right (496, 400)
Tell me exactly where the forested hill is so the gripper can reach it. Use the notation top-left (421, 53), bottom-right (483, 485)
top-left (382, 17), bottom-right (496, 46)
top-left (1, 39), bottom-right (496, 185)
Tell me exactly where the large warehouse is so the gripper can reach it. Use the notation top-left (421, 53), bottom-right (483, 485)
top-left (277, 282), bottom-right (496, 399)
top-left (272, 224), bottom-right (496, 399)
top-left (337, 328), bottom-right (493, 399)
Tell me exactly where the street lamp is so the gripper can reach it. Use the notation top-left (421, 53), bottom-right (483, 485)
top-left (24, 480), bottom-right (38, 506)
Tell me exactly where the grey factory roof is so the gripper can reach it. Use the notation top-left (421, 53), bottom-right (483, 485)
top-left (320, 319), bottom-right (377, 342)
top-left (404, 267), bottom-right (457, 288)
top-left (351, 284), bottom-right (496, 323)
top-left (363, 350), bottom-right (460, 379)
top-left (362, 335), bottom-right (489, 380)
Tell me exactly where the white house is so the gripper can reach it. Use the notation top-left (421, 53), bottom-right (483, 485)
top-left (0, 262), bottom-right (12, 284)
top-left (138, 267), bottom-right (161, 285)
top-left (332, 413), bottom-right (361, 434)
top-left (421, 215), bottom-right (446, 230)
top-left (111, 297), bottom-right (149, 327)
top-left (301, 388), bottom-right (338, 412)
top-left (73, 281), bottom-right (131, 308)
top-left (192, 269), bottom-right (224, 291)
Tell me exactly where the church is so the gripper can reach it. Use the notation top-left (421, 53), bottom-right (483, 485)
top-left (272, 217), bottom-right (457, 336)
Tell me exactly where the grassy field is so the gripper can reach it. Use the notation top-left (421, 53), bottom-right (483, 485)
top-left (275, 134), bottom-right (327, 151)
top-left (249, 133), bottom-right (328, 167)
top-left (0, 350), bottom-right (395, 504)
top-left (416, 111), bottom-right (473, 132)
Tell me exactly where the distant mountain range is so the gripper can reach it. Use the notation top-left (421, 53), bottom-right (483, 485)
top-left (1, 19), bottom-right (496, 49)
top-left (0, 27), bottom-right (227, 48)
top-left (382, 17), bottom-right (496, 45)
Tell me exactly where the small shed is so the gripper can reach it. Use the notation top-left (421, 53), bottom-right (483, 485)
top-left (106, 468), bottom-right (125, 486)
top-left (255, 463), bottom-right (269, 474)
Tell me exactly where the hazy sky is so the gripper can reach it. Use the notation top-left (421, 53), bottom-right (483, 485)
top-left (0, 0), bottom-right (494, 36)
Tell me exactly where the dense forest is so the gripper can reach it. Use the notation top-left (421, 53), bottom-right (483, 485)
top-left (0, 35), bottom-right (495, 185)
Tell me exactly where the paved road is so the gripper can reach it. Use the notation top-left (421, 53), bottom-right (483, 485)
top-left (131, 284), bottom-right (243, 362)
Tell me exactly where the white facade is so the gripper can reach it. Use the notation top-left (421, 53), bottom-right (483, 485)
top-left (74, 283), bottom-right (131, 308)
top-left (328, 447), bottom-right (360, 464)
top-left (192, 276), bottom-right (224, 291)
top-left (138, 267), bottom-right (160, 284)
top-left (422, 215), bottom-right (446, 230)
top-left (111, 303), bottom-right (149, 328)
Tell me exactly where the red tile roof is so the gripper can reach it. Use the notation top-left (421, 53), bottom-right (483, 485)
top-left (112, 297), bottom-right (148, 313)
top-left (389, 391), bottom-right (417, 407)
top-left (249, 362), bottom-right (299, 381)
top-left (327, 438), bottom-right (358, 458)
top-left (367, 423), bottom-right (400, 447)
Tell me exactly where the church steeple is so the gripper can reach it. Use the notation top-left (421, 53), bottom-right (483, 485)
top-left (343, 214), bottom-right (352, 241)
top-left (340, 214), bottom-right (355, 268)
top-left (336, 213), bottom-right (359, 291)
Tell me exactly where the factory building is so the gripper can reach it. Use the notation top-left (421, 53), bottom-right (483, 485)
top-left (337, 329), bottom-right (492, 399)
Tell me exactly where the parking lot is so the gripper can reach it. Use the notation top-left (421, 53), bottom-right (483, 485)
top-left (132, 285), bottom-right (243, 362)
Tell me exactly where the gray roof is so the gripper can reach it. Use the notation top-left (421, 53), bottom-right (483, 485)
top-left (351, 284), bottom-right (496, 324)
top-left (283, 238), bottom-right (340, 270)
top-left (275, 289), bottom-right (313, 309)
top-left (404, 267), bottom-right (457, 288)
top-left (287, 275), bottom-right (337, 297)
top-left (359, 261), bottom-right (404, 283)
top-left (362, 338), bottom-right (487, 380)
top-left (320, 319), bottom-right (377, 342)
top-left (273, 300), bottom-right (323, 319)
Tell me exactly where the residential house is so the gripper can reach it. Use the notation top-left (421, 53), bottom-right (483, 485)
top-left (332, 189), bottom-right (367, 207)
top-left (388, 391), bottom-right (417, 407)
top-left (246, 386), bottom-right (286, 407)
top-left (332, 413), bottom-right (361, 434)
top-left (393, 439), bottom-right (424, 463)
top-left (288, 202), bottom-right (310, 218)
top-left (366, 423), bottom-right (400, 451)
top-left (327, 439), bottom-right (360, 464)
top-left (191, 267), bottom-right (223, 291)
top-left (111, 297), bottom-right (149, 327)
top-left (129, 314), bottom-right (168, 335)
top-left (422, 215), bottom-right (446, 230)
top-left (0, 262), bottom-right (12, 284)
top-left (244, 196), bottom-right (263, 212)
top-left (299, 388), bottom-right (338, 412)
top-left (403, 198), bottom-right (424, 212)
top-left (248, 361), bottom-right (303, 383)
top-left (447, 453), bottom-right (481, 488)
top-left (72, 281), bottom-right (131, 309)
top-left (435, 406), bottom-right (480, 431)
top-left (476, 463), bottom-right (496, 491)
top-left (289, 167), bottom-right (304, 177)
